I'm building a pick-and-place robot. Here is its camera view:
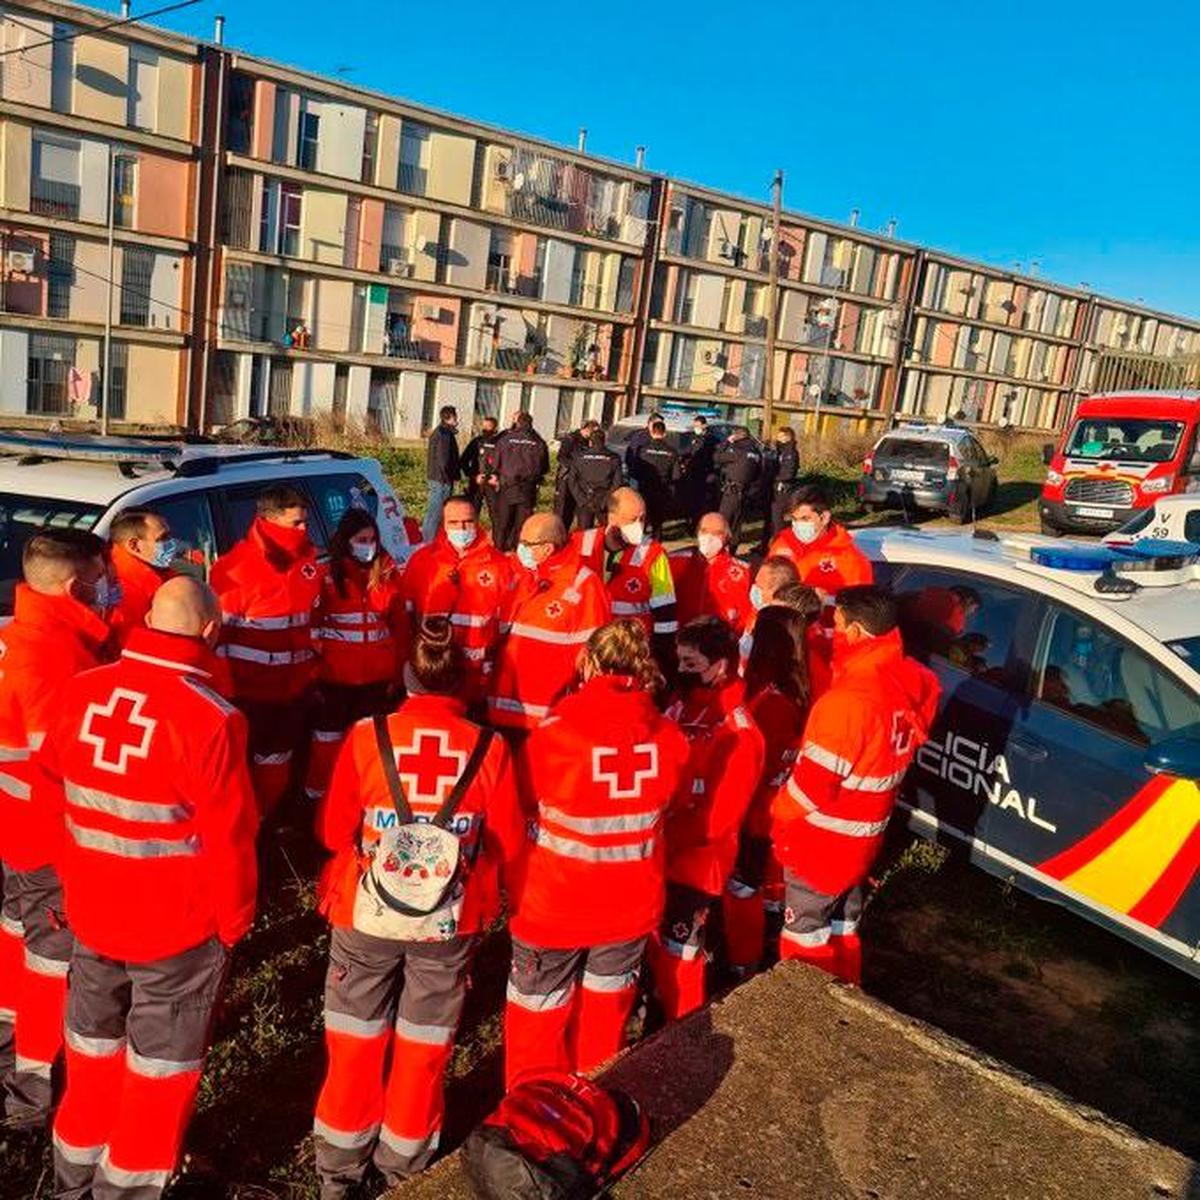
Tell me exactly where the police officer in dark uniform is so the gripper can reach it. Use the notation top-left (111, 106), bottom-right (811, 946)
top-left (624, 411), bottom-right (662, 478)
top-left (713, 426), bottom-right (762, 550)
top-left (634, 419), bottom-right (681, 540)
top-left (461, 415), bottom-right (500, 528)
top-left (681, 413), bottom-right (718, 528)
top-left (770, 426), bottom-right (800, 537)
top-left (553, 419), bottom-right (598, 531)
top-left (568, 429), bottom-right (623, 529)
top-left (491, 410), bottom-right (550, 551)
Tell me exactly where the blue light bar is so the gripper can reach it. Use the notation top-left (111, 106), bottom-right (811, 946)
top-left (1030, 545), bottom-right (1119, 571)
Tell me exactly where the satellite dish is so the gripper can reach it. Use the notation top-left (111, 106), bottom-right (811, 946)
top-left (761, 225), bottom-right (774, 242)
top-left (807, 384), bottom-right (822, 398)
top-left (512, 172), bottom-right (526, 193)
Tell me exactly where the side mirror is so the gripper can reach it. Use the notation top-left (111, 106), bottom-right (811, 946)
top-left (1042, 443), bottom-right (1056, 466)
top-left (1144, 735), bottom-right (1200, 780)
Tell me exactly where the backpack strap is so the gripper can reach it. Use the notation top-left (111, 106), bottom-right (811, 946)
top-left (372, 713), bottom-right (414, 825)
top-left (433, 728), bottom-right (494, 829)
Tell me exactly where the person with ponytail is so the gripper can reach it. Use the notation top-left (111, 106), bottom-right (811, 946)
top-left (305, 509), bottom-right (408, 805)
top-left (723, 604), bottom-right (813, 978)
top-left (312, 617), bottom-right (524, 1192)
top-left (504, 619), bottom-right (688, 1088)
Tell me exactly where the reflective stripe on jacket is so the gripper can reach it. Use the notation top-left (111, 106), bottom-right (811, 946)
top-left (313, 556), bottom-right (406, 687)
top-left (670, 548), bottom-right (752, 634)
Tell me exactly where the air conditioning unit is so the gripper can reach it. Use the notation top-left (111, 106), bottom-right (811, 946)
top-left (6, 249), bottom-right (36, 274)
top-left (420, 303), bottom-right (440, 321)
top-left (494, 159), bottom-right (512, 183)
top-left (387, 257), bottom-right (414, 277)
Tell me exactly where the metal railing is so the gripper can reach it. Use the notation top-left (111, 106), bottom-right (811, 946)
top-left (31, 180), bottom-right (80, 220)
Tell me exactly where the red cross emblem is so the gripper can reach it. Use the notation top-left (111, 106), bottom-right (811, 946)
top-left (392, 728), bottom-right (468, 805)
top-left (545, 600), bottom-right (564, 619)
top-left (624, 578), bottom-right (642, 595)
top-left (727, 565), bottom-right (744, 582)
top-left (476, 569), bottom-right (494, 589)
top-left (592, 742), bottom-right (658, 800)
top-left (80, 688), bottom-right (157, 775)
top-left (819, 557), bottom-right (836, 574)
top-left (301, 563), bottom-right (317, 580)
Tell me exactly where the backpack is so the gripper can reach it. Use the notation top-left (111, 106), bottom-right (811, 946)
top-left (352, 715), bottom-right (492, 942)
top-left (463, 1072), bottom-right (650, 1200)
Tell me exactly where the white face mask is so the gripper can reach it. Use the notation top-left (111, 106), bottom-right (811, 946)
top-left (350, 540), bottom-right (378, 564)
top-left (620, 520), bottom-right (645, 546)
top-left (791, 519), bottom-right (819, 545)
top-left (697, 533), bottom-right (724, 560)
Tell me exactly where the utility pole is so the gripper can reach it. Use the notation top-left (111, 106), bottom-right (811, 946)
top-left (762, 169), bottom-right (783, 435)
top-left (101, 147), bottom-right (118, 437)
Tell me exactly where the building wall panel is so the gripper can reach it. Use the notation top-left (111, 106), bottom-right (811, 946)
top-left (314, 277), bottom-right (353, 352)
top-left (315, 100), bottom-right (366, 182)
top-left (411, 209), bottom-right (440, 282)
top-left (412, 295), bottom-right (460, 364)
top-left (542, 239), bottom-right (574, 304)
top-left (376, 114), bottom-right (401, 190)
top-left (125, 342), bottom-right (179, 424)
top-left (73, 35), bottom-right (128, 126)
top-left (253, 80), bottom-right (275, 159)
top-left (293, 359), bottom-right (335, 416)
top-left (136, 150), bottom-right (190, 238)
top-left (393, 369), bottom-right (426, 438)
top-left (427, 130), bottom-right (474, 206)
top-left (300, 187), bottom-right (347, 264)
top-left (155, 53), bottom-right (192, 141)
top-left (445, 218), bottom-right (488, 291)
top-left (1, 14), bottom-right (52, 107)
top-left (0, 328), bottom-right (30, 414)
top-left (79, 138), bottom-right (110, 223)
top-left (1, 121), bottom-right (32, 209)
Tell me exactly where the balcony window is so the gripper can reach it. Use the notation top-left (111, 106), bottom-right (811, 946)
top-left (105, 343), bottom-right (128, 421)
top-left (31, 134), bottom-right (81, 220)
top-left (120, 246), bottom-right (154, 327)
top-left (279, 184), bottom-right (302, 257)
top-left (616, 259), bottom-right (636, 313)
top-left (47, 235), bottom-right (75, 319)
top-left (27, 334), bottom-right (76, 416)
top-left (227, 73), bottom-right (254, 155)
top-left (361, 112), bottom-right (378, 184)
top-left (127, 45), bottom-right (158, 132)
top-left (112, 156), bottom-right (136, 229)
top-left (399, 123), bottom-right (429, 196)
top-left (298, 108), bottom-right (320, 171)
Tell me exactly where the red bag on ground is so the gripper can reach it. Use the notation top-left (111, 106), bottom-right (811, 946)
top-left (463, 1071), bottom-right (650, 1200)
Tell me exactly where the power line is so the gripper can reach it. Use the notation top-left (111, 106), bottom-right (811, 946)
top-left (0, 0), bottom-right (204, 60)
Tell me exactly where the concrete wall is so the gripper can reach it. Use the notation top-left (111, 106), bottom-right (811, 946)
top-left (301, 187), bottom-right (347, 265)
top-left (292, 359), bottom-right (335, 416)
top-left (1, 121), bottom-right (32, 209)
top-left (411, 295), bottom-right (460, 365)
top-left (435, 375), bottom-right (475, 431)
top-left (314, 98), bottom-right (366, 182)
top-left (0, 329), bottom-right (30, 414)
top-left (393, 369), bottom-right (426, 439)
top-left (445, 218), bottom-right (488, 291)
top-left (125, 342), bottom-right (179, 424)
top-left (136, 150), bottom-right (190, 238)
top-left (73, 34), bottom-right (128, 126)
top-left (314, 277), bottom-right (354, 353)
top-left (427, 130), bottom-right (474, 206)
top-left (1, 14), bottom-right (52, 107)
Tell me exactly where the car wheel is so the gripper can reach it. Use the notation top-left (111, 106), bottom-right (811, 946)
top-left (1040, 516), bottom-right (1062, 537)
top-left (981, 478), bottom-right (998, 514)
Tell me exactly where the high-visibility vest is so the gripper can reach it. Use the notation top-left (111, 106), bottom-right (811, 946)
top-left (670, 548), bottom-right (752, 633)
top-left (313, 557), bottom-right (406, 687)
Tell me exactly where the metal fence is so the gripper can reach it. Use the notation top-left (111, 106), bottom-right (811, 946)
top-left (1093, 350), bottom-right (1200, 394)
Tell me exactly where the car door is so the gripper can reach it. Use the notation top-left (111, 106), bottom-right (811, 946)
top-left (994, 599), bottom-right (1200, 962)
top-left (891, 565), bottom-right (1037, 849)
top-left (964, 437), bottom-right (991, 506)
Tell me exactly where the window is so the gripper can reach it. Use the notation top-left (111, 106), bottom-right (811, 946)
top-left (279, 183), bottom-right (302, 257)
top-left (227, 73), bottom-right (255, 155)
top-left (297, 106), bottom-right (320, 170)
top-left (0, 493), bottom-right (102, 616)
top-left (105, 342), bottom-right (128, 421)
top-left (1065, 418), bottom-right (1183, 464)
top-left (31, 134), bottom-right (81, 219)
top-left (1035, 605), bottom-right (1200, 745)
top-left (1187, 511), bottom-right (1200, 542)
top-left (47, 234), bottom-right (75, 319)
top-left (361, 112), bottom-right (378, 184)
top-left (127, 45), bottom-right (158, 131)
top-left (27, 334), bottom-right (76, 417)
top-left (112, 155), bottom-right (136, 229)
top-left (399, 122), bottom-right (429, 195)
top-left (895, 567), bottom-right (1025, 681)
top-left (306, 473), bottom-right (379, 545)
top-left (120, 246), bottom-right (154, 327)
top-left (147, 492), bottom-right (218, 577)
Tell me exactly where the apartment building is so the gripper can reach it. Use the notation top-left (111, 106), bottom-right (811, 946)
top-left (0, 0), bottom-right (1197, 438)
top-left (0, 1), bottom-right (201, 425)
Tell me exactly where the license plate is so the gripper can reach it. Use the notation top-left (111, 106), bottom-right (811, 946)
top-left (891, 468), bottom-right (925, 483)
top-left (1074, 505), bottom-right (1114, 518)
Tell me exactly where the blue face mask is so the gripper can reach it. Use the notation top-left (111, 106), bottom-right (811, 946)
top-left (516, 543), bottom-right (538, 571)
top-left (151, 538), bottom-right (178, 570)
top-left (447, 527), bottom-right (477, 551)
top-left (749, 584), bottom-right (765, 611)
top-left (791, 519), bottom-right (819, 545)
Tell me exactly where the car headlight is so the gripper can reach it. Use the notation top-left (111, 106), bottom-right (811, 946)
top-left (1046, 469), bottom-right (1064, 486)
top-left (1141, 476), bottom-right (1173, 494)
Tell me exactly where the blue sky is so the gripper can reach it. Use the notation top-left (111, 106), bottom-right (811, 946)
top-left (149, 0), bottom-right (1200, 318)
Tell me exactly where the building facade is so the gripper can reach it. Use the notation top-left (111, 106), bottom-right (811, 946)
top-left (0, 0), bottom-right (1197, 438)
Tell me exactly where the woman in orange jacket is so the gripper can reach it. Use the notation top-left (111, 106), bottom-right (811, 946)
top-left (505, 619), bottom-right (688, 1088)
top-left (312, 619), bottom-right (524, 1190)
top-left (305, 509), bottom-right (408, 804)
top-left (723, 604), bottom-right (813, 978)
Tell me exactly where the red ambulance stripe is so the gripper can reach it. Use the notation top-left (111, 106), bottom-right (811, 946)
top-left (1127, 822), bottom-right (1200, 929)
top-left (1037, 776), bottom-right (1172, 881)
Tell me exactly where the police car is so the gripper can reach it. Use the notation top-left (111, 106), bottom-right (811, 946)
top-left (855, 525), bottom-right (1200, 977)
top-left (0, 431), bottom-right (411, 616)
top-left (1103, 494), bottom-right (1200, 549)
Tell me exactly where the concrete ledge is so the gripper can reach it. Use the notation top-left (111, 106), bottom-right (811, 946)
top-left (395, 964), bottom-right (1195, 1199)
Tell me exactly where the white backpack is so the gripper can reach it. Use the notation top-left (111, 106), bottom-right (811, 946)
top-left (352, 715), bottom-right (493, 943)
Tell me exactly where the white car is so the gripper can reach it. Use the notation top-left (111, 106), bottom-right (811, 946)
top-left (854, 525), bottom-right (1200, 977)
top-left (0, 431), bottom-right (411, 615)
top-left (1103, 494), bottom-right (1200, 549)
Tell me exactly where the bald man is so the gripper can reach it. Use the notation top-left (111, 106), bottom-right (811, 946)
top-left (40, 573), bottom-right (258, 1200)
top-left (669, 512), bottom-right (753, 634)
top-left (489, 513), bottom-right (611, 732)
top-left (571, 486), bottom-right (678, 671)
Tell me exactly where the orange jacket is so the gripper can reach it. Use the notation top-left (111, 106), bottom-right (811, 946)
top-left (511, 675), bottom-right (689, 949)
top-left (210, 518), bottom-right (325, 704)
top-left (744, 685), bottom-right (807, 839)
top-left (669, 548), bottom-right (753, 633)
top-left (663, 679), bottom-right (764, 896)
top-left (316, 693), bottom-right (524, 932)
top-left (313, 555), bottom-right (406, 688)
top-left (772, 630), bottom-right (940, 896)
top-left (487, 546), bottom-right (611, 729)
top-left (0, 586), bottom-right (110, 871)
top-left (36, 626), bottom-right (259, 961)
top-left (572, 527), bottom-right (678, 639)
top-left (767, 522), bottom-right (873, 600)
top-left (402, 532), bottom-right (511, 701)
top-left (109, 543), bottom-right (170, 648)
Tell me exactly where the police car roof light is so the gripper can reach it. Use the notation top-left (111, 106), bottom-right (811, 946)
top-left (1029, 545), bottom-right (1119, 572)
top-left (0, 429), bottom-right (183, 467)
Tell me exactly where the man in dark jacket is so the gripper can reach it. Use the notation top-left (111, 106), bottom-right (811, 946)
top-left (461, 415), bottom-right (500, 528)
top-left (714, 427), bottom-right (762, 549)
top-left (623, 411), bottom-right (662, 478)
top-left (770, 426), bottom-right (800, 538)
top-left (634, 419), bottom-right (682, 540)
top-left (568, 429), bottom-right (623, 529)
top-left (491, 411), bottom-right (550, 551)
top-left (423, 406), bottom-right (460, 541)
top-left (681, 413), bottom-right (719, 527)
top-left (554, 419), bottom-right (598, 530)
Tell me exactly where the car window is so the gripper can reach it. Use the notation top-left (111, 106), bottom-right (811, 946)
top-left (1034, 604), bottom-right (1200, 745)
top-left (217, 485), bottom-right (262, 551)
top-left (894, 566), bottom-right (1025, 682)
top-left (1118, 506), bottom-right (1157, 537)
top-left (877, 438), bottom-right (949, 466)
top-left (135, 492), bottom-right (217, 580)
top-left (1186, 511), bottom-right (1200, 543)
top-left (0, 493), bottom-right (103, 616)
top-left (966, 437), bottom-right (988, 464)
top-left (305, 473), bottom-right (379, 544)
